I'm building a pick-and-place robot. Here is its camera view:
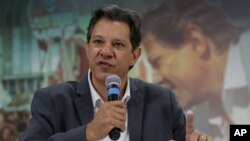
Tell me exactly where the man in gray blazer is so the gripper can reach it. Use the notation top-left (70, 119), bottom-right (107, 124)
top-left (21, 4), bottom-right (211, 141)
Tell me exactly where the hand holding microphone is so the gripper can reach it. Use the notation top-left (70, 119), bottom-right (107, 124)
top-left (86, 74), bottom-right (126, 141)
top-left (106, 74), bottom-right (122, 140)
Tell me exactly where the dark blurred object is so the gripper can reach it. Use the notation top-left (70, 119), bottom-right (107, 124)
top-left (38, 40), bottom-right (48, 51)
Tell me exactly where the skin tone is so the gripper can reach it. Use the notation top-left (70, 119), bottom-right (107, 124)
top-left (143, 24), bottom-right (231, 127)
top-left (85, 18), bottom-right (141, 141)
top-left (143, 26), bottom-right (232, 140)
top-left (85, 18), bottom-right (141, 101)
top-left (186, 111), bottom-right (214, 141)
top-left (143, 33), bottom-right (210, 108)
top-left (143, 24), bottom-right (228, 110)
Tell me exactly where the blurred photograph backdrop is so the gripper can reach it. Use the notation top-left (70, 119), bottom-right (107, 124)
top-left (0, 0), bottom-right (249, 140)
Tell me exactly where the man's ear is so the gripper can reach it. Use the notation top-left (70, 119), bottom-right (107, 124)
top-left (185, 23), bottom-right (210, 59)
top-left (131, 47), bottom-right (141, 65)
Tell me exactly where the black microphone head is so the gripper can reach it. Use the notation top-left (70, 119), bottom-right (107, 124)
top-left (105, 74), bottom-right (121, 88)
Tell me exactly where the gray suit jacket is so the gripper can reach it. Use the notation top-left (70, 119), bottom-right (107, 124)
top-left (21, 75), bottom-right (185, 141)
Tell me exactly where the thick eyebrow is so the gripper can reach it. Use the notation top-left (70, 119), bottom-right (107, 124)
top-left (113, 39), bottom-right (127, 45)
top-left (91, 35), bottom-right (104, 40)
top-left (91, 35), bottom-right (127, 43)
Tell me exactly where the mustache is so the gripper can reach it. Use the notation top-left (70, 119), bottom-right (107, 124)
top-left (95, 58), bottom-right (115, 66)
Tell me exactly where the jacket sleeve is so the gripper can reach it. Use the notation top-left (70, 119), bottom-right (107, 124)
top-left (21, 88), bottom-right (87, 141)
top-left (169, 89), bottom-right (186, 141)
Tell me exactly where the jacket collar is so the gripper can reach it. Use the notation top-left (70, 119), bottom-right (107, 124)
top-left (74, 74), bottom-right (94, 125)
top-left (127, 78), bottom-right (144, 141)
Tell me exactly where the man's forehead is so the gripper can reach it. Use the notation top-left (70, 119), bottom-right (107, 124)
top-left (91, 19), bottom-right (131, 41)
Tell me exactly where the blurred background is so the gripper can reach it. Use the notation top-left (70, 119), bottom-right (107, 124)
top-left (0, 0), bottom-right (249, 140)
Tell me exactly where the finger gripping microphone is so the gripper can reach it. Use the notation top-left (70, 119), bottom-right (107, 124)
top-left (105, 74), bottom-right (121, 140)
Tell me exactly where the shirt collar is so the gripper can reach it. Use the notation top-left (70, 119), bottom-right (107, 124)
top-left (87, 69), bottom-right (131, 110)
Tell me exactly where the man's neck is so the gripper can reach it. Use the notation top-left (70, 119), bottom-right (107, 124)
top-left (207, 47), bottom-right (231, 123)
top-left (91, 76), bottom-right (108, 102)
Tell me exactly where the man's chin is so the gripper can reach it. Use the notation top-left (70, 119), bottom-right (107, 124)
top-left (93, 71), bottom-right (113, 81)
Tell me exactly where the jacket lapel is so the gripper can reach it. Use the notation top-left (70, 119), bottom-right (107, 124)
top-left (74, 75), bottom-right (94, 125)
top-left (127, 78), bottom-right (144, 141)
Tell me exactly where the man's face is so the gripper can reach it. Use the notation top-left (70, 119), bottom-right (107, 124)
top-left (86, 18), bottom-right (140, 84)
top-left (143, 33), bottom-right (210, 109)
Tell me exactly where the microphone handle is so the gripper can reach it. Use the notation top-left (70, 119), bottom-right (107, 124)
top-left (108, 94), bottom-right (120, 140)
top-left (109, 128), bottom-right (121, 140)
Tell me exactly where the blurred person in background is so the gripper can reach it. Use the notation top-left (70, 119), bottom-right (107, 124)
top-left (142, 0), bottom-right (250, 140)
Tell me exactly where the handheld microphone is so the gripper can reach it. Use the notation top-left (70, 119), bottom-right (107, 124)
top-left (105, 74), bottom-right (121, 140)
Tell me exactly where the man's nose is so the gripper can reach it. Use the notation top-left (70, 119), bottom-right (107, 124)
top-left (100, 43), bottom-right (114, 58)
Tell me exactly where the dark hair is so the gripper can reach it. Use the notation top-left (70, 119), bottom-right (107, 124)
top-left (142, 0), bottom-right (240, 51)
top-left (87, 4), bottom-right (141, 50)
